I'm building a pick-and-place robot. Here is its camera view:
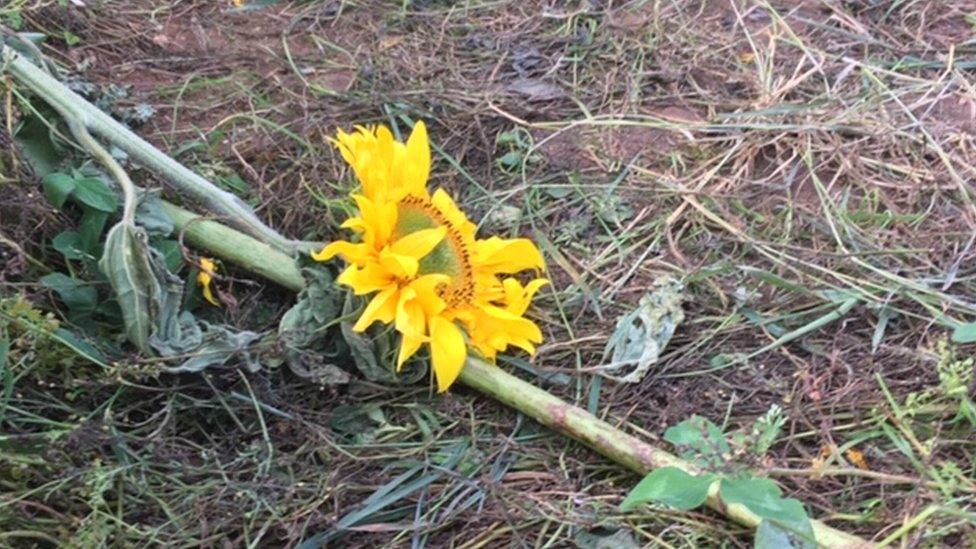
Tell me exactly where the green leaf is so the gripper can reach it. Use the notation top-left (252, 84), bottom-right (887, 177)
top-left (42, 173), bottom-right (76, 208)
top-left (100, 219), bottom-right (261, 371)
top-left (621, 466), bottom-right (714, 511)
top-left (755, 520), bottom-right (816, 549)
top-left (135, 191), bottom-right (175, 236)
top-left (13, 114), bottom-right (63, 177)
top-left (278, 266), bottom-right (349, 383)
top-left (664, 415), bottom-right (731, 464)
top-left (78, 209), bottom-right (109, 254)
top-left (151, 238), bottom-right (183, 273)
top-left (99, 222), bottom-right (156, 353)
top-left (52, 231), bottom-right (88, 260)
top-left (39, 273), bottom-right (97, 316)
top-left (720, 477), bottom-right (815, 547)
top-left (952, 322), bottom-right (976, 343)
top-left (73, 177), bottom-right (119, 212)
top-left (497, 150), bottom-right (521, 168)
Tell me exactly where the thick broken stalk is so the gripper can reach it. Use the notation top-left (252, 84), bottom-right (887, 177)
top-left (4, 36), bottom-right (871, 548)
top-left (166, 209), bottom-right (873, 549)
top-left (1, 43), bottom-right (298, 254)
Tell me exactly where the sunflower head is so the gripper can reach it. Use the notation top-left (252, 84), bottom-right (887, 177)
top-left (315, 122), bottom-right (547, 392)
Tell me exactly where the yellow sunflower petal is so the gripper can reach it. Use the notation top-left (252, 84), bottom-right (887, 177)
top-left (404, 121), bottom-right (431, 196)
top-left (429, 315), bottom-right (467, 392)
top-left (409, 273), bottom-right (450, 315)
top-left (390, 226), bottom-right (447, 259)
top-left (337, 264), bottom-right (392, 295)
top-left (312, 240), bottom-right (372, 265)
top-left (378, 250), bottom-right (419, 279)
top-left (431, 188), bottom-right (476, 237)
top-left (501, 277), bottom-right (549, 314)
top-left (474, 236), bottom-right (545, 273)
top-left (352, 285), bottom-right (398, 331)
top-left (395, 287), bottom-right (427, 339)
top-left (397, 332), bottom-right (425, 371)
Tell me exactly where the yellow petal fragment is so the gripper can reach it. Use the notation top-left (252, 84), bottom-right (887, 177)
top-left (429, 315), bottom-right (467, 392)
top-left (197, 257), bottom-right (220, 307)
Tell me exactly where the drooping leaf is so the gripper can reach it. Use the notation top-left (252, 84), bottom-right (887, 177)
top-left (99, 222), bottom-right (155, 353)
top-left (620, 466), bottom-right (715, 511)
top-left (41, 172), bottom-right (76, 208)
top-left (602, 277), bottom-right (684, 383)
top-left (152, 315), bottom-right (261, 373)
top-left (52, 327), bottom-right (111, 365)
top-left (100, 219), bottom-right (262, 371)
top-left (72, 177), bottom-right (119, 212)
top-left (151, 238), bottom-right (183, 273)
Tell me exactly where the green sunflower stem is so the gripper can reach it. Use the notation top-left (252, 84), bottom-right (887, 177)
top-left (165, 206), bottom-right (872, 549)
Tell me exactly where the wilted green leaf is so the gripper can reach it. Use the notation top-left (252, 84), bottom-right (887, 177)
top-left (278, 266), bottom-right (349, 383)
top-left (620, 466), bottom-right (714, 511)
top-left (151, 238), bottom-right (183, 273)
top-left (42, 172), bottom-right (76, 208)
top-left (101, 218), bottom-right (261, 371)
top-left (153, 317), bottom-right (261, 373)
top-left (602, 277), bottom-right (684, 383)
top-left (99, 222), bottom-right (155, 353)
top-left (73, 177), bottom-right (118, 212)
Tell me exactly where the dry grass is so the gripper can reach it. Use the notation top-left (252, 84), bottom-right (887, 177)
top-left (2, 0), bottom-right (976, 546)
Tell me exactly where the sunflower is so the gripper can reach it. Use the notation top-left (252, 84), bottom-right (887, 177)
top-left (314, 122), bottom-right (547, 391)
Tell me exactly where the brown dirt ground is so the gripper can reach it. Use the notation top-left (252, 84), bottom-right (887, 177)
top-left (4, 0), bottom-right (976, 547)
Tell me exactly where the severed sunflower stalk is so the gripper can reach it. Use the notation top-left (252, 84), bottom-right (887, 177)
top-left (4, 42), bottom-right (870, 547)
top-left (314, 123), bottom-right (547, 392)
